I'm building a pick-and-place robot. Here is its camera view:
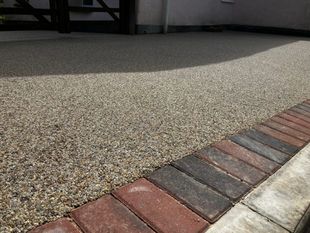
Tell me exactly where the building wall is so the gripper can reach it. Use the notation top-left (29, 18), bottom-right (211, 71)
top-left (231, 0), bottom-right (310, 30)
top-left (3, 0), bottom-right (310, 31)
top-left (136, 0), bottom-right (234, 26)
top-left (136, 0), bottom-right (310, 31)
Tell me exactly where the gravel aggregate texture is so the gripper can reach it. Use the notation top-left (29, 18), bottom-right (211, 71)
top-left (0, 31), bottom-right (310, 232)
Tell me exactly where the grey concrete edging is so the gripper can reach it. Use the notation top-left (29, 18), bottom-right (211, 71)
top-left (205, 143), bottom-right (310, 233)
top-left (294, 204), bottom-right (310, 233)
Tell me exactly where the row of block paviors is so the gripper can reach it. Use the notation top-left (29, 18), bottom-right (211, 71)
top-left (30, 100), bottom-right (310, 233)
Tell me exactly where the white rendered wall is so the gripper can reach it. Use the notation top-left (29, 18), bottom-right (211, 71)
top-left (3, 0), bottom-right (310, 30)
top-left (232, 0), bottom-right (310, 30)
top-left (136, 0), bottom-right (234, 26)
top-left (136, 0), bottom-right (310, 30)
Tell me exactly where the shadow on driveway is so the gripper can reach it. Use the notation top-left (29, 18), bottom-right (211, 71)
top-left (0, 31), bottom-right (305, 78)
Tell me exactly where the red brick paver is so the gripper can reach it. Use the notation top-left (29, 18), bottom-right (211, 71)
top-left (113, 178), bottom-right (209, 233)
top-left (291, 107), bottom-right (310, 118)
top-left (214, 140), bottom-right (279, 174)
top-left (71, 195), bottom-right (154, 233)
top-left (29, 218), bottom-right (81, 233)
top-left (196, 147), bottom-right (267, 185)
top-left (286, 110), bottom-right (310, 123)
top-left (277, 113), bottom-right (310, 129)
top-left (271, 116), bottom-right (310, 135)
top-left (263, 120), bottom-right (309, 142)
top-left (255, 125), bottom-right (305, 147)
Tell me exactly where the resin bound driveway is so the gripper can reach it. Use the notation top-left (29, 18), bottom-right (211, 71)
top-left (0, 31), bottom-right (310, 232)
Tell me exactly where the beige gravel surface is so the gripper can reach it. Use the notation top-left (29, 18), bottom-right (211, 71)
top-left (0, 31), bottom-right (310, 232)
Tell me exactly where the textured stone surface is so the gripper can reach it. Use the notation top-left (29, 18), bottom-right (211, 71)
top-left (214, 139), bottom-right (280, 174)
top-left (286, 110), bottom-right (310, 123)
top-left (244, 129), bottom-right (299, 155)
top-left (231, 134), bottom-right (290, 164)
top-left (255, 124), bottom-right (306, 147)
top-left (148, 166), bottom-right (231, 222)
top-left (29, 219), bottom-right (81, 233)
top-left (271, 116), bottom-right (310, 136)
top-left (278, 113), bottom-right (310, 129)
top-left (204, 204), bottom-right (289, 233)
top-left (196, 147), bottom-right (267, 185)
top-left (2, 31), bottom-right (310, 232)
top-left (263, 120), bottom-right (309, 141)
top-left (244, 144), bottom-right (310, 232)
top-left (113, 178), bottom-right (209, 233)
top-left (172, 155), bottom-right (250, 201)
top-left (71, 195), bottom-right (154, 233)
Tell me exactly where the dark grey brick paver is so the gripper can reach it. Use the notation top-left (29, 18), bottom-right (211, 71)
top-left (196, 147), bottom-right (267, 185)
top-left (291, 107), bottom-right (310, 118)
top-left (301, 103), bottom-right (310, 110)
top-left (148, 165), bottom-right (232, 223)
top-left (230, 135), bottom-right (290, 164)
top-left (298, 104), bottom-right (310, 113)
top-left (172, 155), bottom-right (250, 201)
top-left (244, 129), bottom-right (299, 155)
top-left (264, 120), bottom-right (309, 142)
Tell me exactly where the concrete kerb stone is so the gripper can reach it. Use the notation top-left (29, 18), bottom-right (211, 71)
top-left (205, 143), bottom-right (310, 233)
top-left (294, 204), bottom-right (310, 233)
top-left (204, 203), bottom-right (289, 233)
top-left (243, 143), bottom-right (310, 232)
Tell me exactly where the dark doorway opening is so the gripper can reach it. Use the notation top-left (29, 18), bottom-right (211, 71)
top-left (0, 0), bottom-right (136, 34)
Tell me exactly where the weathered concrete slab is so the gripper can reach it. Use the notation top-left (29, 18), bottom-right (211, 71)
top-left (205, 204), bottom-right (289, 233)
top-left (172, 155), bottom-right (250, 201)
top-left (148, 165), bottom-right (232, 222)
top-left (231, 134), bottom-right (290, 164)
top-left (243, 144), bottom-right (310, 232)
top-left (244, 129), bottom-right (299, 155)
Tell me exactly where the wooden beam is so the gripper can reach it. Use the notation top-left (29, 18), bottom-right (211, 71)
top-left (0, 7), bottom-right (53, 15)
top-left (69, 6), bottom-right (119, 13)
top-left (49, 0), bottom-right (57, 26)
top-left (95, 0), bottom-right (119, 22)
top-left (15, 0), bottom-right (50, 24)
top-left (119, 0), bottom-right (136, 34)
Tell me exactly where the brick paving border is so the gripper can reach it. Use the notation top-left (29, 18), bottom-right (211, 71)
top-left (29, 99), bottom-right (310, 233)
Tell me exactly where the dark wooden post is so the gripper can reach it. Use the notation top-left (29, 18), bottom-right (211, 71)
top-left (56, 0), bottom-right (70, 33)
top-left (119, 0), bottom-right (136, 34)
top-left (49, 0), bottom-right (57, 28)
